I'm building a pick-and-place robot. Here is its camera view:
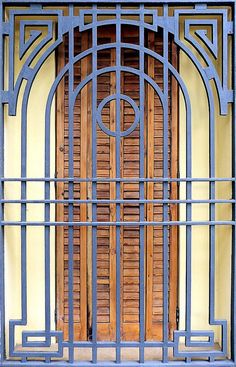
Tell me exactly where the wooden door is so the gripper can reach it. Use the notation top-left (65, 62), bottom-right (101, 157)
top-left (56, 26), bottom-right (178, 342)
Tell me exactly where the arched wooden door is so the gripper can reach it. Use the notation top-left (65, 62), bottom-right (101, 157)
top-left (56, 25), bottom-right (178, 342)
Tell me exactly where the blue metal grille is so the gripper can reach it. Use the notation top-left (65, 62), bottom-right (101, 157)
top-left (0, 1), bottom-right (235, 366)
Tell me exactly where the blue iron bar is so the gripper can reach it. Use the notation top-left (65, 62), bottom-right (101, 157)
top-left (61, 341), bottom-right (176, 347)
top-left (209, 64), bottom-right (216, 363)
top-left (19, 72), bottom-right (28, 363)
top-left (1, 199), bottom-right (234, 204)
top-left (185, 29), bottom-right (193, 364)
top-left (162, 5), bottom-right (169, 362)
top-left (1, 221), bottom-right (235, 226)
top-left (91, 7), bottom-right (98, 363)
top-left (0, 340), bottom-right (230, 359)
top-left (1, 361), bottom-right (236, 367)
top-left (0, 177), bottom-right (235, 182)
top-left (44, 101), bottom-right (51, 353)
top-left (139, 7), bottom-right (145, 362)
top-left (231, 0), bottom-right (236, 361)
top-left (0, 0), bottom-right (4, 363)
top-left (60, 341), bottom-right (175, 347)
top-left (81, 8), bottom-right (156, 15)
top-left (44, 33), bottom-right (53, 354)
top-left (2, 0), bottom-right (235, 3)
top-left (68, 5), bottom-right (75, 362)
top-left (115, 7), bottom-right (121, 363)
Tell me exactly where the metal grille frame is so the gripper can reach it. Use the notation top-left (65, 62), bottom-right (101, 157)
top-left (0, 0), bottom-right (236, 366)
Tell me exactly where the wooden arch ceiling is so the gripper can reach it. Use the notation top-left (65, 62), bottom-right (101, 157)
top-left (56, 24), bottom-right (179, 342)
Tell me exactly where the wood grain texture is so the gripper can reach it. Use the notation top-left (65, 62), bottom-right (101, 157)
top-left (80, 31), bottom-right (89, 340)
top-left (146, 30), bottom-right (155, 340)
top-left (109, 32), bottom-right (117, 341)
top-left (56, 26), bottom-right (179, 342)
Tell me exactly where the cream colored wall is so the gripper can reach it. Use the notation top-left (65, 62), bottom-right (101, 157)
top-left (4, 26), bottom-right (56, 349)
top-left (179, 41), bottom-right (232, 351)
top-left (4, 18), bottom-right (232, 356)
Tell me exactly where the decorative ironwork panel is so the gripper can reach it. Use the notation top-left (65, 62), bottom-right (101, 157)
top-left (0, 1), bottom-right (235, 366)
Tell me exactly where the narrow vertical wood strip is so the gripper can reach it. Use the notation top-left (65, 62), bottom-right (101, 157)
top-left (145, 31), bottom-right (155, 341)
top-left (109, 36), bottom-right (117, 341)
top-left (80, 31), bottom-right (89, 340)
top-left (56, 42), bottom-right (66, 335)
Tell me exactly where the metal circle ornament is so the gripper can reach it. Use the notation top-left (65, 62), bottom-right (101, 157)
top-left (96, 94), bottom-right (140, 137)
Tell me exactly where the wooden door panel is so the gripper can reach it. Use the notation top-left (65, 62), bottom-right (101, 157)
top-left (56, 26), bottom-right (178, 342)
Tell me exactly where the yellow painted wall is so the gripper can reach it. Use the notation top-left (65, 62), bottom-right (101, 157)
top-left (4, 24), bottom-right (56, 350)
top-left (179, 53), bottom-right (231, 350)
top-left (179, 29), bottom-right (232, 351)
top-left (4, 18), bottom-right (232, 357)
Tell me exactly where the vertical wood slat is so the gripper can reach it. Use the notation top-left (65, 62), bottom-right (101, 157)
top-left (120, 28), bottom-right (140, 341)
top-left (146, 31), bottom-right (155, 340)
top-left (56, 42), bottom-right (66, 333)
top-left (80, 31), bottom-right (89, 340)
top-left (109, 33), bottom-right (117, 340)
top-left (56, 33), bottom-right (84, 340)
top-left (95, 29), bottom-right (118, 340)
top-left (56, 27), bottom-right (179, 342)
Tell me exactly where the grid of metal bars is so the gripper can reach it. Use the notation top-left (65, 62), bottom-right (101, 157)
top-left (0, 1), bottom-right (235, 366)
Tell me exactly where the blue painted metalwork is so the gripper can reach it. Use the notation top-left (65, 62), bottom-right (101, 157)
top-left (0, 1), bottom-right (235, 366)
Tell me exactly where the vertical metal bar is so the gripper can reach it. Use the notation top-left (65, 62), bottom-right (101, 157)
top-left (222, 11), bottom-right (228, 95)
top-left (19, 43), bottom-right (28, 366)
top-left (185, 22), bottom-right (193, 364)
top-left (208, 52), bottom-right (216, 366)
top-left (162, 4), bottom-right (169, 363)
top-left (8, 12), bottom-right (14, 96)
top-left (139, 5), bottom-right (145, 363)
top-left (231, 3), bottom-right (236, 361)
top-left (92, 6), bottom-right (98, 363)
top-left (0, 1), bottom-right (5, 362)
top-left (68, 4), bottom-right (74, 362)
top-left (115, 6), bottom-right (121, 363)
top-left (44, 58), bottom-right (52, 352)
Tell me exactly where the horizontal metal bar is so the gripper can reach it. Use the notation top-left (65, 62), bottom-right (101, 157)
top-left (1, 199), bottom-right (234, 204)
top-left (1, 177), bottom-right (236, 183)
top-left (1, 220), bottom-right (235, 226)
top-left (1, 360), bottom-right (235, 367)
top-left (2, 0), bottom-right (235, 3)
top-left (61, 341), bottom-right (175, 348)
top-left (0, 177), bottom-right (235, 183)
